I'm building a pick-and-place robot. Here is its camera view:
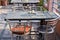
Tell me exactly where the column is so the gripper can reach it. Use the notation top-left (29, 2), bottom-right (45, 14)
top-left (48, 0), bottom-right (53, 11)
top-left (1, 0), bottom-right (8, 6)
top-left (0, 0), bottom-right (1, 6)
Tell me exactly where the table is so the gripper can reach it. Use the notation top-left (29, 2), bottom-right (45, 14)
top-left (5, 11), bottom-right (58, 20)
top-left (10, 0), bottom-right (40, 6)
top-left (11, 0), bottom-right (39, 3)
top-left (4, 11), bottom-right (59, 40)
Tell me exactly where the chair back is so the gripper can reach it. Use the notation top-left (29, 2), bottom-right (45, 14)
top-left (7, 20), bottom-right (32, 35)
top-left (46, 17), bottom-right (59, 29)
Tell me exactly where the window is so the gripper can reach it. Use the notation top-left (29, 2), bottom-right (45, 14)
top-left (44, 0), bottom-right (48, 6)
top-left (58, 2), bottom-right (60, 9)
top-left (57, 2), bottom-right (60, 13)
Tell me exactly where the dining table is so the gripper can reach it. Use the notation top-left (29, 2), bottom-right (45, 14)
top-left (4, 11), bottom-right (58, 20)
top-left (11, 0), bottom-right (39, 4)
top-left (10, 0), bottom-right (40, 6)
top-left (4, 11), bottom-right (59, 40)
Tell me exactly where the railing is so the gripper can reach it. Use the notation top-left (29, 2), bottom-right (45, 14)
top-left (52, 1), bottom-right (60, 14)
top-left (0, 6), bottom-right (45, 12)
top-left (13, 6), bottom-right (44, 11)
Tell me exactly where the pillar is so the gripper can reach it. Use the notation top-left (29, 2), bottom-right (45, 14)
top-left (48, 0), bottom-right (53, 11)
top-left (48, 0), bottom-right (58, 12)
top-left (0, 0), bottom-right (8, 6)
top-left (0, 0), bottom-right (1, 5)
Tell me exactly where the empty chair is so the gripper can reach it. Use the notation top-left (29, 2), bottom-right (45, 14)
top-left (38, 17), bottom-right (59, 33)
top-left (37, 17), bottom-right (59, 40)
top-left (0, 14), bottom-right (7, 29)
top-left (7, 20), bottom-right (32, 40)
top-left (46, 18), bottom-right (58, 29)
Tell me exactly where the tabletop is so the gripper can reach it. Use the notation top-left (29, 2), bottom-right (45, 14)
top-left (11, 0), bottom-right (39, 3)
top-left (5, 11), bottom-right (59, 20)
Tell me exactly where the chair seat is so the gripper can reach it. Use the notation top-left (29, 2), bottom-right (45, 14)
top-left (39, 28), bottom-right (54, 33)
top-left (38, 25), bottom-right (54, 33)
top-left (38, 27), bottom-right (54, 33)
top-left (45, 18), bottom-right (58, 26)
top-left (11, 25), bottom-right (31, 35)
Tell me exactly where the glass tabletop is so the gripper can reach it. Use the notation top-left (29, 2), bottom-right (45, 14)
top-left (11, 0), bottom-right (39, 3)
top-left (5, 11), bottom-right (59, 20)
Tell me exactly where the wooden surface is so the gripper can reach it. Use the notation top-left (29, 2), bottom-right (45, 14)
top-left (56, 20), bottom-right (60, 36)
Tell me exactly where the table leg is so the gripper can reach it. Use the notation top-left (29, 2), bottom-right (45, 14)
top-left (40, 20), bottom-right (45, 40)
top-left (30, 22), bottom-right (32, 40)
top-left (40, 19), bottom-right (48, 40)
top-left (40, 19), bottom-right (47, 25)
top-left (18, 3), bottom-right (19, 6)
top-left (44, 21), bottom-right (49, 40)
top-left (19, 20), bottom-right (21, 25)
top-left (8, 21), bottom-right (14, 40)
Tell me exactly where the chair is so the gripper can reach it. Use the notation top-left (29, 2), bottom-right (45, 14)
top-left (37, 18), bottom-right (59, 40)
top-left (0, 14), bottom-right (7, 25)
top-left (0, 14), bottom-right (7, 40)
top-left (7, 20), bottom-right (32, 40)
top-left (44, 18), bottom-right (59, 40)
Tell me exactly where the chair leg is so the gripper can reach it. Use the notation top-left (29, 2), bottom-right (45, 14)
top-left (54, 29), bottom-right (57, 40)
top-left (39, 33), bottom-right (43, 40)
top-left (11, 32), bottom-right (14, 40)
top-left (16, 36), bottom-right (20, 40)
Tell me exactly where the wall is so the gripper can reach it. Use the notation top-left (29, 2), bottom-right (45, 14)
top-left (0, 0), bottom-right (8, 6)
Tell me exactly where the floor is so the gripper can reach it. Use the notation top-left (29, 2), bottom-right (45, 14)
top-left (0, 23), bottom-right (60, 40)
